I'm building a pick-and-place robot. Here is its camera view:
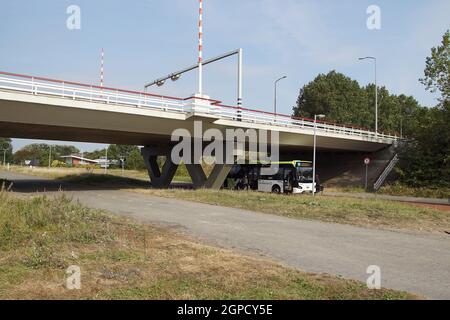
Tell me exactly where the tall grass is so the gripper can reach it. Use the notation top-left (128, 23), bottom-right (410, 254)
top-left (378, 183), bottom-right (450, 199)
top-left (0, 190), bottom-right (114, 267)
top-left (332, 183), bottom-right (449, 199)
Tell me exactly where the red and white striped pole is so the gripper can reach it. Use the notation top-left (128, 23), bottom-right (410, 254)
top-left (198, 0), bottom-right (203, 95)
top-left (100, 48), bottom-right (104, 88)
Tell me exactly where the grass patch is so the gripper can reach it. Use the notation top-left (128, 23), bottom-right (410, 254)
top-left (329, 184), bottom-right (450, 200)
top-left (7, 165), bottom-right (151, 181)
top-left (0, 190), bottom-right (416, 300)
top-left (378, 183), bottom-right (450, 199)
top-left (7, 165), bottom-right (191, 184)
top-left (136, 189), bottom-right (450, 234)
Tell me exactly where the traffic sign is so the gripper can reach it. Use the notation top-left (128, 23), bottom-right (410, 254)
top-left (364, 158), bottom-right (370, 190)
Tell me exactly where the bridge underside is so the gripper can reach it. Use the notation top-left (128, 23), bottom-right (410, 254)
top-left (138, 144), bottom-right (395, 190)
top-left (0, 120), bottom-right (395, 189)
top-left (0, 90), bottom-right (397, 189)
top-left (0, 121), bottom-right (172, 146)
top-left (0, 117), bottom-right (388, 154)
top-left (0, 91), bottom-right (392, 153)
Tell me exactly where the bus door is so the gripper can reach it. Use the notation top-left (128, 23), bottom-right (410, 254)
top-left (283, 168), bottom-right (294, 193)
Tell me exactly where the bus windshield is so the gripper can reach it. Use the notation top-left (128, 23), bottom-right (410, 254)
top-left (297, 167), bottom-right (313, 183)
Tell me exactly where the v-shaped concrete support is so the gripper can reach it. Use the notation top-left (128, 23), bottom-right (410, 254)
top-left (141, 146), bottom-right (178, 189)
top-left (186, 163), bottom-right (233, 190)
top-left (142, 145), bottom-right (232, 190)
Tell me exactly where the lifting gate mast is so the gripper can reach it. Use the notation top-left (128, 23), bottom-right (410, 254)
top-left (144, 1), bottom-right (243, 106)
top-left (198, 0), bottom-right (203, 95)
top-left (100, 48), bottom-right (104, 88)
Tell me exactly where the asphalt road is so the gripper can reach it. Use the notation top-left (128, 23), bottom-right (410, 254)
top-left (1, 170), bottom-right (450, 299)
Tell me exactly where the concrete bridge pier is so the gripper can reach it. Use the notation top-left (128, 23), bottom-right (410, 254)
top-left (186, 163), bottom-right (233, 190)
top-left (141, 146), bottom-right (179, 189)
top-left (142, 145), bottom-right (233, 190)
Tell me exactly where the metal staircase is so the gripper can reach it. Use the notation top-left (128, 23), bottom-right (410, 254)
top-left (374, 154), bottom-right (399, 191)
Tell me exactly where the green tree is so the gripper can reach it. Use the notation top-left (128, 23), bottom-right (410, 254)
top-left (84, 149), bottom-right (107, 161)
top-left (126, 148), bottom-right (146, 170)
top-left (397, 30), bottom-right (450, 188)
top-left (363, 87), bottom-right (422, 135)
top-left (293, 71), bottom-right (370, 127)
top-left (13, 144), bottom-right (48, 166)
top-left (398, 105), bottom-right (450, 187)
top-left (293, 71), bottom-right (422, 135)
top-left (420, 30), bottom-right (450, 105)
top-left (13, 144), bottom-right (79, 166)
top-left (107, 145), bottom-right (138, 160)
top-left (106, 145), bottom-right (145, 170)
top-left (53, 145), bottom-right (80, 159)
top-left (396, 94), bottom-right (422, 138)
top-left (292, 66), bottom-right (447, 187)
top-left (363, 85), bottom-right (396, 133)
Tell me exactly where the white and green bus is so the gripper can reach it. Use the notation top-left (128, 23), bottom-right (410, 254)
top-left (224, 160), bottom-right (323, 194)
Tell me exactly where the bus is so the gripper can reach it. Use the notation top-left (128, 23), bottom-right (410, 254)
top-left (224, 160), bottom-right (323, 194)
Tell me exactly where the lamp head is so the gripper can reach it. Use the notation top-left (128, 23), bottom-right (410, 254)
top-left (156, 80), bottom-right (166, 87)
top-left (358, 56), bottom-right (375, 61)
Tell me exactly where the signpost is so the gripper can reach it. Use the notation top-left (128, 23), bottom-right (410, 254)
top-left (119, 156), bottom-right (125, 176)
top-left (1, 142), bottom-right (11, 167)
top-left (364, 158), bottom-right (371, 190)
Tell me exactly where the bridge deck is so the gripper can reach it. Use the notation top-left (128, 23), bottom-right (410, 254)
top-left (0, 71), bottom-right (397, 152)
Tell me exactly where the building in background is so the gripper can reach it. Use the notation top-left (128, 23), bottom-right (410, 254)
top-left (61, 154), bottom-right (99, 167)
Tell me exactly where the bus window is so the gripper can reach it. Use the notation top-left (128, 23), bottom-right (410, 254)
top-left (298, 168), bottom-right (313, 183)
top-left (261, 167), bottom-right (283, 181)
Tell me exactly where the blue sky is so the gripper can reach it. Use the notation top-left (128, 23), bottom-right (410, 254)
top-left (1, 0), bottom-right (449, 152)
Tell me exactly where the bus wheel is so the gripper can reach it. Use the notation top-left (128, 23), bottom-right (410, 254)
top-left (272, 185), bottom-right (281, 194)
top-left (236, 182), bottom-right (246, 191)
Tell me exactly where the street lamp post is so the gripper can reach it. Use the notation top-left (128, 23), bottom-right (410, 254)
top-left (48, 145), bottom-right (52, 169)
top-left (1, 149), bottom-right (6, 167)
top-left (313, 114), bottom-right (325, 197)
top-left (359, 57), bottom-right (378, 134)
top-left (144, 49), bottom-right (244, 106)
top-left (274, 76), bottom-right (287, 116)
top-left (104, 147), bottom-right (108, 174)
top-left (1, 143), bottom-right (10, 167)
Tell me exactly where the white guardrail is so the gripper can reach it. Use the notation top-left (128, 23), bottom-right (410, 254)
top-left (0, 72), bottom-right (398, 141)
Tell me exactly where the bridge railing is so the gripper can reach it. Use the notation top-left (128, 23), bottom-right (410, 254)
top-left (0, 71), bottom-right (397, 141)
top-left (215, 104), bottom-right (397, 140)
top-left (0, 72), bottom-right (188, 113)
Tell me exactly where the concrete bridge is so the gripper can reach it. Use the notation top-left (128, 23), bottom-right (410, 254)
top-left (0, 71), bottom-right (399, 189)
